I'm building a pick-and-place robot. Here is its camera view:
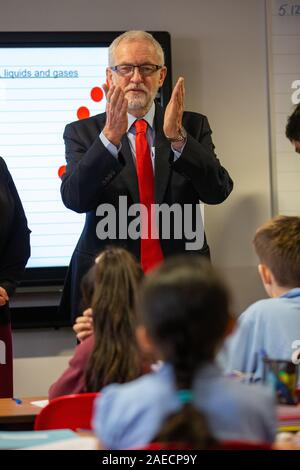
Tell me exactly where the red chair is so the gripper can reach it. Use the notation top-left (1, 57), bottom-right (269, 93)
top-left (34, 393), bottom-right (98, 431)
top-left (133, 442), bottom-right (193, 450)
top-left (212, 440), bottom-right (271, 450)
top-left (133, 440), bottom-right (271, 450)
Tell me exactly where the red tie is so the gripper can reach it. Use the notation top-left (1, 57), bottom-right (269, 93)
top-left (134, 119), bottom-right (163, 272)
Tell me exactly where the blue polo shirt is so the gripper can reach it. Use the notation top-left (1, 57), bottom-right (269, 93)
top-left (221, 288), bottom-right (300, 384)
top-left (92, 362), bottom-right (276, 449)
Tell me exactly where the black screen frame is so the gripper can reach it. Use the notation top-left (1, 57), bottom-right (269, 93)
top-left (0, 31), bottom-right (172, 290)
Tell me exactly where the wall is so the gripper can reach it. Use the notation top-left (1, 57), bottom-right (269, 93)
top-left (13, 328), bottom-right (74, 396)
top-left (1, 0), bottom-right (271, 395)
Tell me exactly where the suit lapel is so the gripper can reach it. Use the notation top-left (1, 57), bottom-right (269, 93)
top-left (96, 113), bottom-right (139, 204)
top-left (154, 103), bottom-right (172, 205)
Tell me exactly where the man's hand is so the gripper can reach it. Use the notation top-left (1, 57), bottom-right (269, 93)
top-left (102, 84), bottom-right (128, 146)
top-left (163, 77), bottom-right (185, 141)
top-left (0, 287), bottom-right (9, 307)
top-left (73, 307), bottom-right (94, 342)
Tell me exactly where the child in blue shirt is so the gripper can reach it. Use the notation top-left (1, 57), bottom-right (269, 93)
top-left (92, 256), bottom-right (276, 449)
top-left (222, 215), bottom-right (300, 384)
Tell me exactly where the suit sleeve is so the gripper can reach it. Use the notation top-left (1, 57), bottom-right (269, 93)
top-left (60, 122), bottom-right (124, 213)
top-left (0, 163), bottom-right (30, 297)
top-left (173, 114), bottom-right (233, 204)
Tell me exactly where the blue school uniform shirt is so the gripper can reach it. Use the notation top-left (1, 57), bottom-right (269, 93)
top-left (221, 288), bottom-right (300, 384)
top-left (92, 362), bottom-right (276, 449)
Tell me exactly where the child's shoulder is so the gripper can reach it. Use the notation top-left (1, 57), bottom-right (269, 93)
top-left (99, 365), bottom-right (172, 410)
top-left (216, 377), bottom-right (276, 441)
top-left (241, 296), bottom-right (288, 322)
top-left (245, 290), bottom-right (300, 314)
top-left (220, 375), bottom-right (275, 412)
top-left (92, 365), bottom-right (174, 444)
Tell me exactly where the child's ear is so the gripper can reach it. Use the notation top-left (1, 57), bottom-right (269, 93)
top-left (136, 325), bottom-right (155, 354)
top-left (258, 263), bottom-right (272, 286)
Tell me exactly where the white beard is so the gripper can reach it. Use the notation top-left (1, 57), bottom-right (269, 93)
top-left (127, 94), bottom-right (149, 111)
top-left (125, 86), bottom-right (158, 114)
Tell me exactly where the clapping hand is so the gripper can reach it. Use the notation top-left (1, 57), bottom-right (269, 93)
top-left (163, 77), bottom-right (185, 141)
top-left (102, 84), bottom-right (128, 146)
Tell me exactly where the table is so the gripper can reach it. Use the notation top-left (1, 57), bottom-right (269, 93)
top-left (0, 396), bottom-right (47, 430)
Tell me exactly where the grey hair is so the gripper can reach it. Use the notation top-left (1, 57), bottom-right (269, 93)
top-left (108, 30), bottom-right (165, 66)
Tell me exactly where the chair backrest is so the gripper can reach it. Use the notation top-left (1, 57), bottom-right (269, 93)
top-left (34, 393), bottom-right (98, 431)
top-left (212, 440), bottom-right (272, 450)
top-left (133, 442), bottom-right (192, 450)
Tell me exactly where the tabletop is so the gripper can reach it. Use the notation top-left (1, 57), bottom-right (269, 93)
top-left (0, 396), bottom-right (47, 430)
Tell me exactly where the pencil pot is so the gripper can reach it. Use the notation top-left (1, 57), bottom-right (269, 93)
top-left (263, 359), bottom-right (298, 405)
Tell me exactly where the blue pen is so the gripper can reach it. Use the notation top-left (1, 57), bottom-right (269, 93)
top-left (12, 398), bottom-right (22, 405)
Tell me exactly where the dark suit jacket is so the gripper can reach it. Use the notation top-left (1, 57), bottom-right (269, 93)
top-left (60, 103), bottom-right (233, 320)
top-left (0, 157), bottom-right (31, 324)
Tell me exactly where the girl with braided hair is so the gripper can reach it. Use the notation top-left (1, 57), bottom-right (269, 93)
top-left (93, 256), bottom-right (276, 449)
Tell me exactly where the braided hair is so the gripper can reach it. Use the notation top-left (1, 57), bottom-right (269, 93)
top-left (139, 256), bottom-right (232, 449)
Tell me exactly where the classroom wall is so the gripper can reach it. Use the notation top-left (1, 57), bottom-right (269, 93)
top-left (13, 328), bottom-right (73, 396)
top-left (1, 0), bottom-right (271, 395)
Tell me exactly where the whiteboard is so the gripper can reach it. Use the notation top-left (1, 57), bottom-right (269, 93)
top-left (0, 46), bottom-right (107, 268)
top-left (266, 0), bottom-right (300, 215)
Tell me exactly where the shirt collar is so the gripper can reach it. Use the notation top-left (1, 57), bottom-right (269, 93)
top-left (127, 102), bottom-right (155, 132)
top-left (280, 288), bottom-right (300, 299)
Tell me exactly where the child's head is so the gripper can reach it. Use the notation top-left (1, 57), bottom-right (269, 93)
top-left (139, 255), bottom-right (232, 370)
top-left (84, 247), bottom-right (144, 392)
top-left (137, 255), bottom-right (233, 448)
top-left (253, 216), bottom-right (300, 296)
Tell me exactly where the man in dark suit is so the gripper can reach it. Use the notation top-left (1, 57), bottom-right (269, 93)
top-left (60, 30), bottom-right (233, 321)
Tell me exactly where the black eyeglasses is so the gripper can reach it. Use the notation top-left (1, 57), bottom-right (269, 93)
top-left (110, 64), bottom-right (162, 77)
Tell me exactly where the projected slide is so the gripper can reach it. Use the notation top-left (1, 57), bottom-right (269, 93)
top-left (0, 47), bottom-right (107, 268)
